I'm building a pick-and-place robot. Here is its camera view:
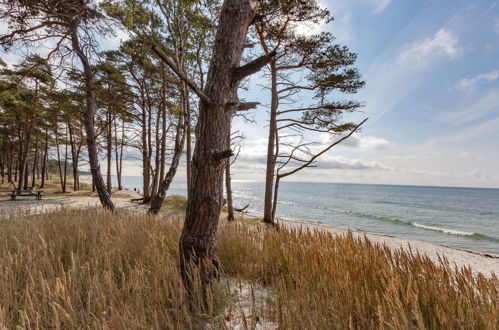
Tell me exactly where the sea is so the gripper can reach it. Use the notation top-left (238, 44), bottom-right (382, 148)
top-left (115, 176), bottom-right (499, 255)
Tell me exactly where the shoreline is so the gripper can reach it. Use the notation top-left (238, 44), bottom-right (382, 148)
top-left (13, 178), bottom-right (497, 277)
top-left (240, 210), bottom-right (499, 277)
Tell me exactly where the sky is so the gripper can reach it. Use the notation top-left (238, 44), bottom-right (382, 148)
top-left (2, 0), bottom-right (499, 188)
top-left (231, 0), bottom-right (499, 188)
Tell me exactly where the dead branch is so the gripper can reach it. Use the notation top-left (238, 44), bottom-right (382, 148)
top-left (278, 118), bottom-right (368, 179)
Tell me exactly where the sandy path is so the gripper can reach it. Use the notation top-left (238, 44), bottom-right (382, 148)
top-left (0, 193), bottom-right (148, 215)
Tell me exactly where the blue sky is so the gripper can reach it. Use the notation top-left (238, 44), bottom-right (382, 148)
top-left (231, 0), bottom-right (499, 188)
top-left (1, 0), bottom-right (498, 188)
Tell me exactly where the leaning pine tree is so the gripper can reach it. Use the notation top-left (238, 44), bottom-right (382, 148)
top-left (0, 0), bottom-right (115, 210)
top-left (149, 0), bottom-right (275, 288)
top-left (255, 0), bottom-right (366, 224)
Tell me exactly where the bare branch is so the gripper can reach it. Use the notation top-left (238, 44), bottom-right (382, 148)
top-left (0, 21), bottom-right (67, 44)
top-left (278, 118), bottom-right (368, 179)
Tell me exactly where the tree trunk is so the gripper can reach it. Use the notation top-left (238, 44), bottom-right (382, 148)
top-left (149, 109), bottom-right (185, 214)
top-left (8, 141), bottom-right (14, 183)
top-left (17, 83), bottom-right (37, 193)
top-left (14, 160), bottom-right (18, 182)
top-left (31, 134), bottom-right (39, 187)
top-left (141, 101), bottom-right (151, 202)
top-left (16, 124), bottom-right (25, 193)
top-left (179, 0), bottom-right (256, 290)
top-left (150, 103), bottom-right (162, 199)
top-left (113, 118), bottom-right (124, 190)
top-left (62, 124), bottom-right (68, 192)
top-left (272, 176), bottom-right (280, 224)
top-left (147, 96), bottom-right (153, 199)
top-left (225, 127), bottom-right (234, 221)
top-left (159, 65), bottom-right (167, 183)
top-left (0, 138), bottom-right (4, 185)
top-left (54, 123), bottom-right (64, 192)
top-left (23, 160), bottom-right (29, 189)
top-left (263, 59), bottom-right (278, 224)
top-left (70, 19), bottom-right (114, 210)
top-left (159, 103), bottom-right (167, 183)
top-left (185, 84), bottom-right (192, 200)
top-left (40, 129), bottom-right (48, 188)
top-left (68, 121), bottom-right (80, 191)
top-left (106, 108), bottom-right (113, 195)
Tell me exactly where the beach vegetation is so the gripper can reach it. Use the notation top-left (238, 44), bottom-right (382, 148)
top-left (0, 209), bottom-right (497, 329)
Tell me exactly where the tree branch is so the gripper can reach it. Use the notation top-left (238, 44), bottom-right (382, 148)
top-left (0, 21), bottom-right (66, 44)
top-left (237, 101), bottom-right (260, 111)
top-left (150, 43), bottom-right (211, 105)
top-left (212, 149), bottom-right (234, 161)
top-left (233, 51), bottom-right (276, 81)
top-left (278, 118), bottom-right (368, 179)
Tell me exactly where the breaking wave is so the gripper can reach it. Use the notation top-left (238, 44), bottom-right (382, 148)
top-left (331, 208), bottom-right (498, 241)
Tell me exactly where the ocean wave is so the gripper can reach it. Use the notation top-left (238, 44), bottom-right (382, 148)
top-left (411, 223), bottom-right (474, 236)
top-left (411, 223), bottom-right (499, 241)
top-left (331, 208), bottom-right (498, 241)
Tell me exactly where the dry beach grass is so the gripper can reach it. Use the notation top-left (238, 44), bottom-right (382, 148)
top-left (0, 208), bottom-right (497, 329)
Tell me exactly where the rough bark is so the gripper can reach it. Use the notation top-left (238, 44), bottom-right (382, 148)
top-left (70, 19), bottom-right (114, 210)
top-left (225, 128), bottom-right (235, 221)
top-left (178, 0), bottom-right (258, 289)
top-left (263, 59), bottom-right (278, 224)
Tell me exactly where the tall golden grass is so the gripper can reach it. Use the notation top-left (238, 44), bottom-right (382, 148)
top-left (0, 209), bottom-right (497, 329)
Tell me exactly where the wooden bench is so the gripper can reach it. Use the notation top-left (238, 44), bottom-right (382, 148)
top-left (10, 190), bottom-right (43, 201)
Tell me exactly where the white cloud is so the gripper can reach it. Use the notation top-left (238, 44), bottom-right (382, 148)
top-left (439, 115), bottom-right (499, 142)
top-left (454, 70), bottom-right (499, 91)
top-left (338, 134), bottom-right (394, 151)
top-left (467, 169), bottom-right (489, 180)
top-left (494, 18), bottom-right (499, 34)
top-left (361, 28), bottom-right (462, 122)
top-left (398, 28), bottom-right (460, 67)
top-left (317, 156), bottom-right (383, 170)
top-left (369, 0), bottom-right (392, 13)
top-left (436, 88), bottom-right (499, 125)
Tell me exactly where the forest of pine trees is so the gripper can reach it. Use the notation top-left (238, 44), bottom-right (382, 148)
top-left (0, 0), bottom-right (365, 289)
